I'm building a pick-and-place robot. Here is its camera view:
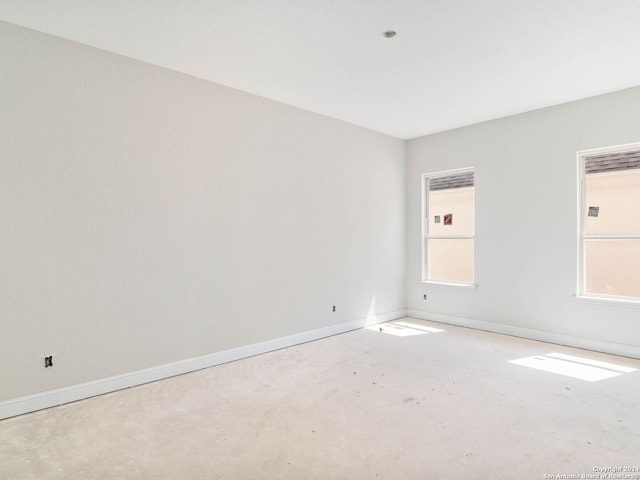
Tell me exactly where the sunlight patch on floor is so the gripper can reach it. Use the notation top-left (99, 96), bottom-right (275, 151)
top-left (366, 321), bottom-right (444, 336)
top-left (509, 352), bottom-right (637, 382)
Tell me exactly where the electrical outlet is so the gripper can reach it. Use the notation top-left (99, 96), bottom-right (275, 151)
top-left (332, 305), bottom-right (336, 312)
top-left (423, 294), bottom-right (427, 300)
top-left (44, 355), bottom-right (53, 368)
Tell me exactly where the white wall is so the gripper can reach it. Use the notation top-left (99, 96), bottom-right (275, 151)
top-left (0, 21), bottom-right (406, 402)
top-left (407, 86), bottom-right (640, 353)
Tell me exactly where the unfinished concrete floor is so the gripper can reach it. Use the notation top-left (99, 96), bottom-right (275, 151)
top-left (1, 317), bottom-right (639, 479)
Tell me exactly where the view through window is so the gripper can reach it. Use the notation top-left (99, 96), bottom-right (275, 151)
top-left (423, 169), bottom-right (475, 284)
top-left (580, 145), bottom-right (640, 300)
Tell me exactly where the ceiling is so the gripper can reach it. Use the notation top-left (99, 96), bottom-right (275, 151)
top-left (1, 0), bottom-right (640, 139)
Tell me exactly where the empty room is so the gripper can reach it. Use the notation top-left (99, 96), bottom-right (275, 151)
top-left (1, 1), bottom-right (640, 479)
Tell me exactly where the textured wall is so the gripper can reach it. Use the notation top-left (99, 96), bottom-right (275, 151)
top-left (0, 21), bottom-right (406, 401)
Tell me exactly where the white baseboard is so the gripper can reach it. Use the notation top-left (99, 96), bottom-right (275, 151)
top-left (10, 307), bottom-right (634, 420)
top-left (407, 310), bottom-right (640, 359)
top-left (0, 309), bottom-right (407, 420)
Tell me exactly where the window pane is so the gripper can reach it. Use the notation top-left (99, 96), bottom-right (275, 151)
top-left (428, 185), bottom-right (474, 236)
top-left (584, 168), bottom-right (640, 235)
top-left (428, 238), bottom-right (474, 283)
top-left (585, 239), bottom-right (640, 298)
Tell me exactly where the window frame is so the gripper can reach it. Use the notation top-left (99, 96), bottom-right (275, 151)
top-left (421, 167), bottom-right (476, 287)
top-left (576, 142), bottom-right (640, 305)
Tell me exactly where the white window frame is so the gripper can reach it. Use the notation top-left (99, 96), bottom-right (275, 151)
top-left (421, 167), bottom-right (476, 287)
top-left (577, 142), bottom-right (640, 305)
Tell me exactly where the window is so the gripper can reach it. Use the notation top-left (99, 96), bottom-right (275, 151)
top-left (422, 168), bottom-right (475, 285)
top-left (578, 144), bottom-right (640, 301)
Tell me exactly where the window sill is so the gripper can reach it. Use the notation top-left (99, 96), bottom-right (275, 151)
top-left (422, 280), bottom-right (477, 290)
top-left (573, 294), bottom-right (640, 308)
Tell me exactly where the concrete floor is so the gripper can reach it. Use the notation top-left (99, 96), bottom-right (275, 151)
top-left (1, 317), bottom-right (639, 479)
